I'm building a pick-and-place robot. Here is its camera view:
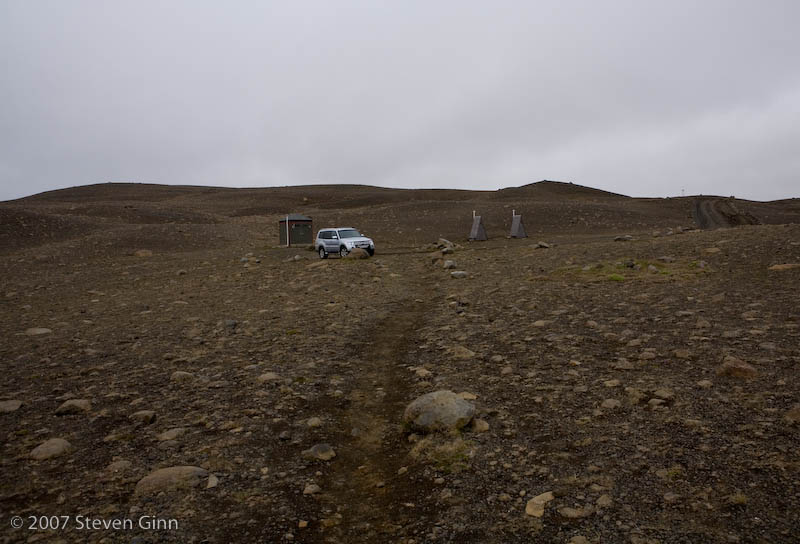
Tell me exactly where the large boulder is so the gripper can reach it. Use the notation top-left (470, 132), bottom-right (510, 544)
top-left (403, 390), bottom-right (475, 433)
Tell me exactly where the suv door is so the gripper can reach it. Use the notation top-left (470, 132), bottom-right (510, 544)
top-left (326, 231), bottom-right (339, 252)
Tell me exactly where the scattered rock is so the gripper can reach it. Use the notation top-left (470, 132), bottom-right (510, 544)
top-left (449, 345), bottom-right (475, 360)
top-left (525, 491), bottom-right (554, 517)
top-left (450, 271), bottom-right (468, 279)
top-left (768, 263), bottom-right (800, 271)
top-left (55, 399), bottom-right (91, 415)
top-left (306, 417), bottom-right (323, 428)
top-left (559, 506), bottom-right (592, 518)
top-left (0, 400), bottom-right (22, 413)
top-left (129, 410), bottom-right (157, 424)
top-left (663, 492), bottom-right (682, 504)
top-left (133, 249), bottom-right (153, 257)
top-left (600, 399), bottom-right (621, 410)
top-left (716, 355), bottom-right (757, 379)
top-left (535, 241), bottom-right (551, 249)
top-left (303, 483), bottom-right (322, 495)
top-left (302, 443), bottom-right (337, 461)
top-left (30, 438), bottom-right (72, 460)
top-left (257, 372), bottom-right (281, 383)
top-left (157, 428), bottom-right (187, 441)
top-left (614, 235), bottom-right (633, 242)
top-left (783, 405), bottom-right (800, 424)
top-left (442, 260), bottom-right (456, 270)
top-left (134, 466), bottom-right (209, 496)
top-left (344, 248), bottom-right (370, 259)
top-left (24, 327), bottom-right (52, 336)
top-left (170, 371), bottom-right (194, 383)
top-left (106, 459), bottom-right (132, 474)
top-left (596, 494), bottom-right (613, 508)
top-left (471, 418), bottom-right (490, 433)
top-left (403, 390), bottom-right (476, 433)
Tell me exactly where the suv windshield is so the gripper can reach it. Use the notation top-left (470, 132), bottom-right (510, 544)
top-left (337, 229), bottom-right (361, 239)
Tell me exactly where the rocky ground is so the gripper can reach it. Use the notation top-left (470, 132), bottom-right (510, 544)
top-left (1, 183), bottom-right (799, 543)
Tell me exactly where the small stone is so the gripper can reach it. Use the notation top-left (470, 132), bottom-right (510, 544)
top-left (55, 399), bottom-right (91, 415)
top-left (768, 263), bottom-right (800, 271)
top-left (471, 418), bottom-right (490, 433)
top-left (450, 271), bottom-right (468, 279)
top-left (663, 492), bottom-right (681, 504)
top-left (170, 371), bottom-right (194, 383)
top-left (157, 428), bottom-right (187, 441)
top-left (129, 410), bottom-right (156, 424)
top-left (652, 388), bottom-right (674, 400)
top-left (30, 438), bottom-right (72, 460)
top-left (106, 459), bottom-right (132, 473)
top-left (206, 474), bottom-right (219, 489)
top-left (525, 491), bottom-right (554, 517)
top-left (596, 494), bottom-right (613, 508)
top-left (298, 520), bottom-right (308, 528)
top-left (442, 260), bottom-right (456, 270)
top-left (257, 372), bottom-right (280, 383)
top-left (449, 345), bottom-right (476, 360)
top-left (301, 443), bottom-right (336, 461)
top-left (783, 405), bottom-right (800, 424)
top-left (569, 537), bottom-right (590, 544)
top-left (306, 417), bottom-right (323, 428)
top-left (716, 356), bottom-right (757, 379)
top-left (697, 380), bottom-right (713, 389)
top-left (603, 379), bottom-right (620, 388)
top-left (600, 399), bottom-right (621, 410)
top-left (0, 399), bottom-right (23, 413)
top-left (559, 506), bottom-right (591, 518)
top-left (25, 327), bottom-right (52, 336)
top-left (303, 483), bottom-right (322, 495)
top-left (133, 249), bottom-right (153, 257)
top-left (134, 466), bottom-right (208, 496)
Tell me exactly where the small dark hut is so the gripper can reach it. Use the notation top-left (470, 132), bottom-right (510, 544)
top-left (279, 214), bottom-right (313, 246)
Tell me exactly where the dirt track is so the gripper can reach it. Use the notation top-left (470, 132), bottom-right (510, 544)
top-left (693, 199), bottom-right (762, 229)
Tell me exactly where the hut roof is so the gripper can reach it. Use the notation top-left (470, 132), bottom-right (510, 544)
top-left (279, 213), bottom-right (312, 222)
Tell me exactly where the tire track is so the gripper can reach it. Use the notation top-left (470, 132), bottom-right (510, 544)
top-left (310, 292), bottom-right (438, 543)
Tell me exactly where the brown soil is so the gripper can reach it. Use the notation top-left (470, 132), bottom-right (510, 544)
top-left (1, 181), bottom-right (799, 543)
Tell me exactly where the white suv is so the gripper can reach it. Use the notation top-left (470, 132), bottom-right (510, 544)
top-left (316, 228), bottom-right (375, 258)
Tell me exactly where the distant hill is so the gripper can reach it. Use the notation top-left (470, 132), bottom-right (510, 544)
top-left (2, 181), bottom-right (798, 253)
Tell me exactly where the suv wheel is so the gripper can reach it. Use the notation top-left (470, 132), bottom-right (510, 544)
top-left (339, 246), bottom-right (348, 258)
top-left (318, 247), bottom-right (328, 259)
top-left (367, 247), bottom-right (374, 256)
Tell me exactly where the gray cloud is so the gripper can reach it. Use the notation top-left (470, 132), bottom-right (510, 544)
top-left (1, 0), bottom-right (798, 201)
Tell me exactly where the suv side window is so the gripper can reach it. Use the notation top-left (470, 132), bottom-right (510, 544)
top-left (320, 231), bottom-right (331, 240)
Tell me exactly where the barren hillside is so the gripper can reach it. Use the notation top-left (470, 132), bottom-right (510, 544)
top-left (1, 182), bottom-right (799, 543)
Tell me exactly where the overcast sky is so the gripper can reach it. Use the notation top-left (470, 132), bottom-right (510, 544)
top-left (1, 1), bottom-right (798, 202)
